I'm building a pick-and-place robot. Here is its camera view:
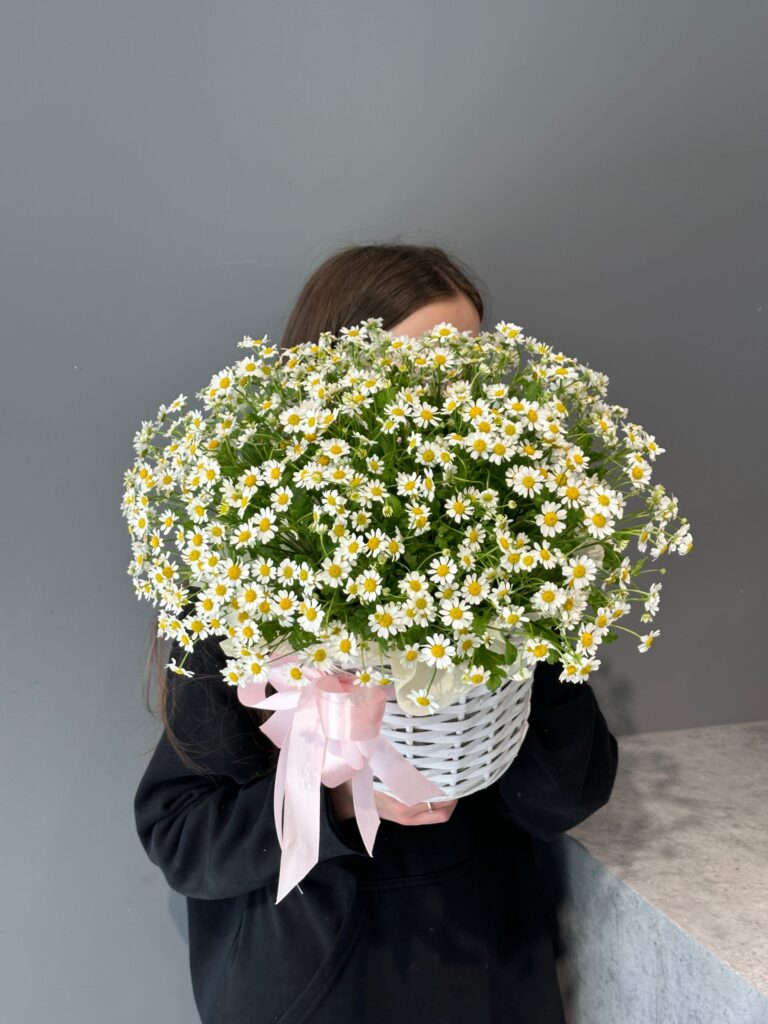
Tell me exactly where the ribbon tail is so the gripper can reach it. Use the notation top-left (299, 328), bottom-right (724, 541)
top-left (363, 737), bottom-right (447, 805)
top-left (272, 730), bottom-right (290, 850)
top-left (275, 692), bottom-right (325, 905)
top-left (350, 761), bottom-right (379, 858)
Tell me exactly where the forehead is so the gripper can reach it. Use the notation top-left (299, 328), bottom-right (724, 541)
top-left (388, 293), bottom-right (481, 338)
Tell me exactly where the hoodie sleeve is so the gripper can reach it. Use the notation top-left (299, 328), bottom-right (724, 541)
top-left (492, 660), bottom-right (619, 841)
top-left (133, 636), bottom-right (368, 901)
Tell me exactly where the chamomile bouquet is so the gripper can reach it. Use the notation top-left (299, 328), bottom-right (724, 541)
top-left (122, 317), bottom-right (691, 707)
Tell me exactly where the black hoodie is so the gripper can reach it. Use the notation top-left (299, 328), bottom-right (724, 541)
top-left (134, 636), bottom-right (618, 1024)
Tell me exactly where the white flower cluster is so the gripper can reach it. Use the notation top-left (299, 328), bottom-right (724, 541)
top-left (121, 318), bottom-right (692, 702)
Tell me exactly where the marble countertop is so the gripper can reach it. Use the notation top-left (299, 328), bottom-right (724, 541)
top-left (567, 719), bottom-right (768, 997)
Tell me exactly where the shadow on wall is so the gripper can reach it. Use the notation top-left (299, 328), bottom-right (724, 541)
top-left (169, 890), bottom-right (188, 944)
top-left (589, 662), bottom-right (636, 739)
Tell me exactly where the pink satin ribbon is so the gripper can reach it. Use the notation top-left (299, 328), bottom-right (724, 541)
top-left (236, 650), bottom-right (447, 904)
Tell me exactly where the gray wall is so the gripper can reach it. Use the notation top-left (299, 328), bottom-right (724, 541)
top-left (2, 1), bottom-right (765, 1021)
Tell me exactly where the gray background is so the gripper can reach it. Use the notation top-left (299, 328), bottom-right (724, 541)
top-left (2, 1), bottom-right (765, 1021)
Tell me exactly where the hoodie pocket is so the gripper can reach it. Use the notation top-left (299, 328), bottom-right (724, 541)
top-left (273, 887), bottom-right (371, 1024)
top-left (214, 878), bottom-right (369, 1024)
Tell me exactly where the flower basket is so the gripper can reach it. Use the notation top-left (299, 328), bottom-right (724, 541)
top-left (375, 663), bottom-right (534, 802)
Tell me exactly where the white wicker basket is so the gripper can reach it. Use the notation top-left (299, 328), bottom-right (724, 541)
top-left (372, 667), bottom-right (535, 802)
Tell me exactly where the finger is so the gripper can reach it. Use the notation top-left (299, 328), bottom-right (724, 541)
top-left (399, 806), bottom-right (455, 826)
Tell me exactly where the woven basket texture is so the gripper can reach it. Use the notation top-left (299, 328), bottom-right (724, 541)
top-left (373, 669), bottom-right (534, 801)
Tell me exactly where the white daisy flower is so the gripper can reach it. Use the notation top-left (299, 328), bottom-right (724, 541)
top-left (454, 630), bottom-right (480, 659)
top-left (523, 636), bottom-right (553, 666)
top-left (397, 572), bottom-right (427, 600)
top-left (251, 592), bottom-right (275, 621)
top-left (531, 584), bottom-right (566, 616)
top-left (294, 561), bottom-right (317, 588)
top-left (644, 582), bottom-right (662, 617)
top-left (305, 644), bottom-right (336, 673)
top-left (250, 556), bottom-right (276, 583)
top-left (395, 471), bottom-right (424, 499)
top-left (430, 321), bottom-right (460, 340)
top-left (428, 555), bottom-right (458, 588)
top-left (434, 575), bottom-right (460, 601)
top-left (405, 501), bottom-right (431, 534)
top-left (318, 555), bottom-right (352, 589)
top-left (319, 437), bottom-right (351, 460)
top-left (415, 440), bottom-right (441, 468)
top-left (278, 405), bottom-right (305, 435)
top-left (330, 630), bottom-right (360, 664)
top-left (421, 472), bottom-right (436, 500)
top-left (439, 598), bottom-right (474, 632)
top-left (582, 505), bottom-right (615, 540)
top-left (222, 661), bottom-right (246, 687)
top-left (508, 463), bottom-right (545, 499)
top-left (353, 665), bottom-right (384, 687)
top-left (259, 460), bottom-right (284, 487)
top-left (462, 665), bottom-right (490, 687)
top-left (463, 522), bottom-right (487, 550)
top-left (421, 633), bottom-right (456, 669)
top-left (574, 656), bottom-right (600, 681)
top-left (368, 603), bottom-right (403, 639)
top-left (575, 621), bottom-right (607, 656)
top-left (405, 593), bottom-right (436, 622)
top-left (487, 436), bottom-right (514, 466)
top-left (356, 568), bottom-right (383, 603)
top-left (270, 487), bottom-right (293, 512)
top-left (165, 658), bottom-right (194, 678)
top-left (383, 532), bottom-right (404, 559)
top-left (252, 507), bottom-right (277, 543)
top-left (273, 589), bottom-right (298, 619)
top-left (287, 659), bottom-right (316, 686)
top-left (207, 369), bottom-right (235, 401)
top-left (638, 629), bottom-right (661, 652)
top-left (455, 547), bottom-right (474, 571)
top-left (411, 401), bottom-right (441, 429)
top-left (364, 528), bottom-right (388, 555)
top-left (297, 598), bottom-right (324, 634)
top-left (276, 558), bottom-right (300, 584)
top-left (384, 399), bottom-right (411, 424)
top-left (444, 492), bottom-right (473, 523)
top-left (563, 554), bottom-right (598, 590)
top-left (339, 324), bottom-right (369, 341)
top-left (460, 572), bottom-right (490, 605)
top-left (463, 432), bottom-right (491, 460)
top-left (407, 688), bottom-right (440, 713)
top-left (626, 454), bottom-right (652, 488)
top-left (535, 500), bottom-right (568, 538)
top-left (400, 643), bottom-right (420, 665)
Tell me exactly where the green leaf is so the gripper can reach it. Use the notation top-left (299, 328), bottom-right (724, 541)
top-left (386, 494), bottom-right (402, 517)
top-left (473, 647), bottom-right (496, 670)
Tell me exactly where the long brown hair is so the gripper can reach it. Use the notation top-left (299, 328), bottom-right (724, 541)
top-left (144, 240), bottom-right (487, 774)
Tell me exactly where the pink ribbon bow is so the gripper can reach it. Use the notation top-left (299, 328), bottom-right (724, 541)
top-left (237, 650), bottom-right (447, 904)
